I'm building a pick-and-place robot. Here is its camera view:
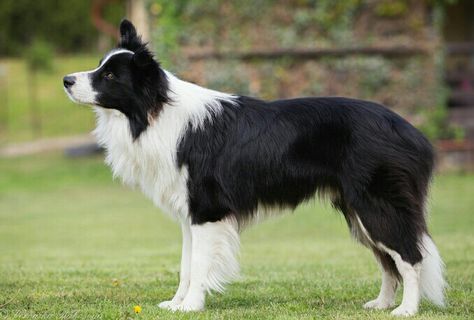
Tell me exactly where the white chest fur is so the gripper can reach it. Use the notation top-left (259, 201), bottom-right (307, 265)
top-left (93, 107), bottom-right (190, 219)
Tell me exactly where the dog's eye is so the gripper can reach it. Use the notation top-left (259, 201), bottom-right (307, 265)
top-left (103, 72), bottom-right (114, 80)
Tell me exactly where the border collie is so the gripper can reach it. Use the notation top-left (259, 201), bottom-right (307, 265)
top-left (63, 20), bottom-right (446, 316)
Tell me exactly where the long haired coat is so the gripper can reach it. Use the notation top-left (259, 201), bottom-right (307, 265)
top-left (63, 20), bottom-right (446, 316)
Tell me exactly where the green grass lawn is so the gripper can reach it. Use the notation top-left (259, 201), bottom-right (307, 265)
top-left (0, 56), bottom-right (100, 143)
top-left (0, 154), bottom-right (473, 319)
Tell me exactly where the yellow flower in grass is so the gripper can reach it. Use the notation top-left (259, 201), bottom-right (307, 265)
top-left (111, 278), bottom-right (120, 287)
top-left (133, 305), bottom-right (142, 314)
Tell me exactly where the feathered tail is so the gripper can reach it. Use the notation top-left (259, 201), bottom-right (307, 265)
top-left (420, 233), bottom-right (446, 307)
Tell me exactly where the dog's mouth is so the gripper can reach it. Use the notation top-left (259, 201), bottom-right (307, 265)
top-left (64, 89), bottom-right (110, 111)
top-left (63, 87), bottom-right (74, 100)
top-left (64, 87), bottom-right (89, 105)
top-left (63, 87), bottom-right (78, 104)
top-left (63, 85), bottom-right (98, 106)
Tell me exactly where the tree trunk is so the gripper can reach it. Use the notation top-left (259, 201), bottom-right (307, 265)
top-left (0, 67), bottom-right (8, 141)
top-left (127, 0), bottom-right (150, 42)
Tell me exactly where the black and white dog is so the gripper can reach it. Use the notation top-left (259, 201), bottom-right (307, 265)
top-left (64, 20), bottom-right (445, 316)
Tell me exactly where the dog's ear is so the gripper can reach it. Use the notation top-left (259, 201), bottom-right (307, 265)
top-left (120, 19), bottom-right (137, 40)
top-left (119, 19), bottom-right (143, 52)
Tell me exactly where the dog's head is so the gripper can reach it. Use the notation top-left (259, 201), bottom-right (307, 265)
top-left (63, 19), bottom-right (169, 139)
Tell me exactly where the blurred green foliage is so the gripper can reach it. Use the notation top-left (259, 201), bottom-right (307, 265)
top-left (25, 40), bottom-right (54, 72)
top-left (0, 0), bottom-right (124, 56)
top-left (375, 0), bottom-right (408, 17)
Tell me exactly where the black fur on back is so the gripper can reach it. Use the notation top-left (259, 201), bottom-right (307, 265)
top-left (177, 96), bottom-right (434, 270)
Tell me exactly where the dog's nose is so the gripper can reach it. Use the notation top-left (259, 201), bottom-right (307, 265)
top-left (63, 75), bottom-right (76, 88)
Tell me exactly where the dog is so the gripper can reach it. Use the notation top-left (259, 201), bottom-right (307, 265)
top-left (63, 19), bottom-right (446, 316)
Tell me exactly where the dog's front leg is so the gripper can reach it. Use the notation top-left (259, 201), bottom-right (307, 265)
top-left (169, 218), bottom-right (240, 312)
top-left (159, 219), bottom-right (192, 309)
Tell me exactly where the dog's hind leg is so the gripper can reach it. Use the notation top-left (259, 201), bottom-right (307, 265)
top-left (159, 219), bottom-right (192, 309)
top-left (377, 243), bottom-right (422, 316)
top-left (347, 192), bottom-right (427, 316)
top-left (338, 203), bottom-right (399, 310)
top-left (363, 250), bottom-right (399, 310)
top-left (169, 217), bottom-right (240, 312)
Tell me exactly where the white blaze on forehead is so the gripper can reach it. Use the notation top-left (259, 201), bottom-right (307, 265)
top-left (95, 48), bottom-right (134, 71)
top-left (64, 48), bottom-right (134, 105)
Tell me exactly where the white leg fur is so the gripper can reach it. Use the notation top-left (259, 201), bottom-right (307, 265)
top-left (377, 244), bottom-right (421, 317)
top-left (364, 264), bottom-right (398, 310)
top-left (351, 215), bottom-right (398, 310)
top-left (169, 218), bottom-right (240, 312)
top-left (419, 234), bottom-right (446, 307)
top-left (159, 220), bottom-right (192, 309)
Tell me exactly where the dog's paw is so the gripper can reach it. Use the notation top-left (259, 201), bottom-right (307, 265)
top-left (363, 298), bottom-right (395, 310)
top-left (168, 297), bottom-right (204, 312)
top-left (158, 300), bottom-right (180, 309)
top-left (390, 305), bottom-right (417, 317)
